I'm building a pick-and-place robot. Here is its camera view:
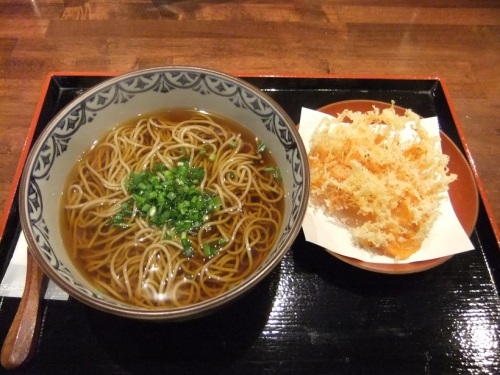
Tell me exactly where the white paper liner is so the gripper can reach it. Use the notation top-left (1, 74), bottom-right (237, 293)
top-left (0, 232), bottom-right (68, 300)
top-left (300, 107), bottom-right (475, 264)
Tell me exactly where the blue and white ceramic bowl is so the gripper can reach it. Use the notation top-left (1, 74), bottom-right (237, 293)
top-left (19, 66), bottom-right (310, 320)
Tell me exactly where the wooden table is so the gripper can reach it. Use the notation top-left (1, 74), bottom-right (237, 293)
top-left (1, 0), bottom-right (499, 230)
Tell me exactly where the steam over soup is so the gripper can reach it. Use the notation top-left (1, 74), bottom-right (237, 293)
top-left (61, 109), bottom-right (285, 308)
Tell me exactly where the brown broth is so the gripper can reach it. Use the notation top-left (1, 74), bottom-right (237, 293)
top-left (60, 109), bottom-right (285, 307)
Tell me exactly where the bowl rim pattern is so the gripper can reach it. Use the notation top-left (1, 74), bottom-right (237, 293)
top-left (19, 66), bottom-right (310, 320)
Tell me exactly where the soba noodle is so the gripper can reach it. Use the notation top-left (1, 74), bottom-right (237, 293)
top-left (61, 110), bottom-right (284, 308)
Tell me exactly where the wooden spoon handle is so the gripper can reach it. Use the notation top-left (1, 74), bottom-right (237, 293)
top-left (1, 251), bottom-right (47, 370)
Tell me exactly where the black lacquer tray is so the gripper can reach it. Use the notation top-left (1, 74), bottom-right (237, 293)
top-left (0, 74), bottom-right (499, 375)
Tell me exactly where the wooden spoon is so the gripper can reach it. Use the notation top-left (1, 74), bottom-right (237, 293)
top-left (1, 251), bottom-right (47, 370)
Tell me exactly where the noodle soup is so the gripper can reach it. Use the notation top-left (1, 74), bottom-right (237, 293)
top-left (61, 109), bottom-right (285, 308)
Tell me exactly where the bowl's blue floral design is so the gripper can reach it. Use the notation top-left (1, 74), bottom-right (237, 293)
top-left (23, 68), bottom-right (308, 310)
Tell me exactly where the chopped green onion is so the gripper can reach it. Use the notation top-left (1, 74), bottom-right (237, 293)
top-left (110, 161), bottom-right (222, 257)
top-left (257, 140), bottom-right (266, 153)
top-left (210, 196), bottom-right (222, 211)
top-left (203, 243), bottom-right (218, 257)
top-left (181, 238), bottom-right (194, 256)
top-left (264, 166), bottom-right (282, 180)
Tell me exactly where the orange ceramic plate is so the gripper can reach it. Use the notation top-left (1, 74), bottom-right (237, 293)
top-left (316, 100), bottom-right (479, 274)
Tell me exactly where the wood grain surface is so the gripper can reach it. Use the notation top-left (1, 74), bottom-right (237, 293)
top-left (0, 0), bottom-right (499, 228)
